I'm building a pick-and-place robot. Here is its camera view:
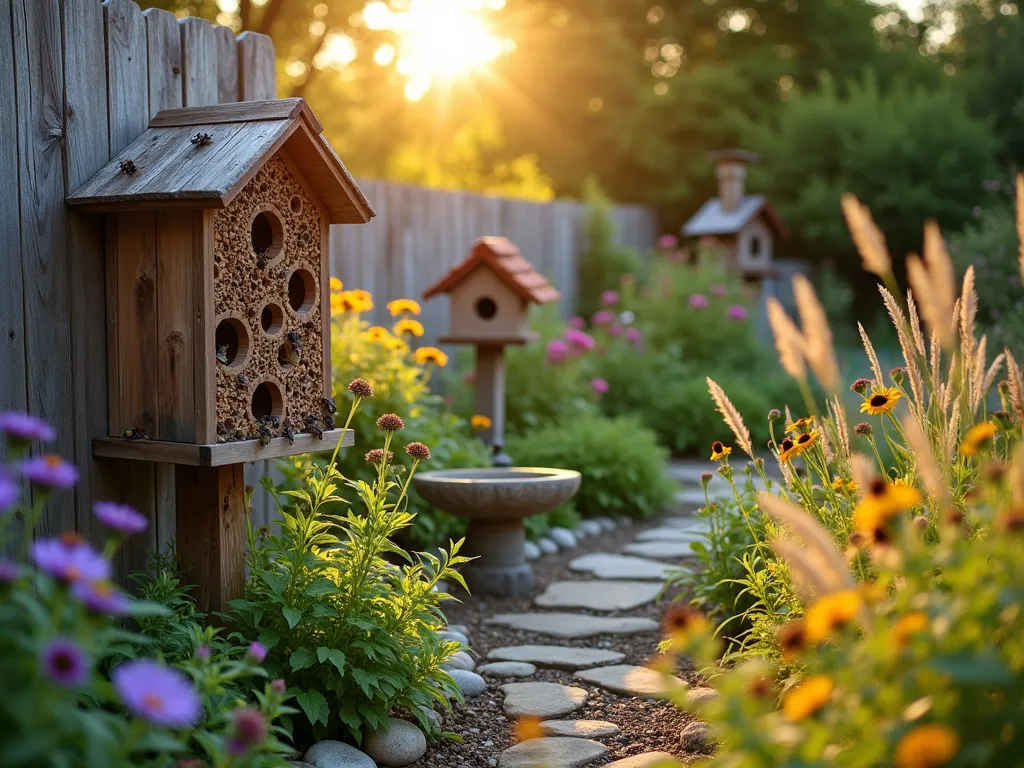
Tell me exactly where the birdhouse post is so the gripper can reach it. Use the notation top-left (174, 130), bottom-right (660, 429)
top-left (66, 98), bottom-right (374, 611)
top-left (423, 237), bottom-right (559, 466)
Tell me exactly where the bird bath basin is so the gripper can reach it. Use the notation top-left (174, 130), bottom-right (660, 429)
top-left (413, 467), bottom-right (581, 595)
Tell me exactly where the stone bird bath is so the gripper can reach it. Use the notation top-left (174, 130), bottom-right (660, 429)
top-left (413, 467), bottom-right (581, 595)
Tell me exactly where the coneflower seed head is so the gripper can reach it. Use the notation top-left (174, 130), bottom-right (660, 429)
top-left (851, 378), bottom-right (871, 395)
top-left (364, 448), bottom-right (393, 464)
top-left (376, 413), bottom-right (405, 432)
top-left (405, 442), bottom-right (431, 461)
top-left (348, 378), bottom-right (375, 398)
top-left (854, 422), bottom-right (872, 437)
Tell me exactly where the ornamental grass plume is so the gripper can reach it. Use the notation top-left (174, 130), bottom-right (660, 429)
top-left (1018, 173), bottom-right (1024, 285)
top-left (841, 193), bottom-right (891, 278)
top-left (706, 378), bottom-right (754, 458)
top-left (766, 298), bottom-right (805, 381)
top-left (793, 274), bottom-right (840, 393)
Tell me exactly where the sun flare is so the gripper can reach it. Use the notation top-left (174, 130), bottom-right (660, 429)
top-left (363, 0), bottom-right (514, 100)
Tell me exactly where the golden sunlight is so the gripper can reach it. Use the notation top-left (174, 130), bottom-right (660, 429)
top-left (362, 0), bottom-right (514, 101)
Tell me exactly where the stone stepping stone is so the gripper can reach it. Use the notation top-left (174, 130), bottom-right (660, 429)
top-left (535, 580), bottom-right (662, 611)
top-left (569, 553), bottom-right (672, 581)
top-left (661, 516), bottom-right (713, 531)
top-left (606, 752), bottom-right (678, 768)
top-left (477, 661), bottom-right (537, 678)
top-left (634, 527), bottom-right (706, 543)
top-left (487, 612), bottom-right (658, 639)
top-left (623, 541), bottom-right (699, 560)
top-left (499, 681), bottom-right (588, 718)
top-left (498, 737), bottom-right (607, 768)
top-left (676, 487), bottom-right (732, 506)
top-left (572, 664), bottom-right (685, 699)
top-left (541, 720), bottom-right (620, 738)
top-left (487, 644), bottom-right (625, 670)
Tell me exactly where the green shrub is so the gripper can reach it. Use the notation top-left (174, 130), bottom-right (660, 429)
top-left (576, 179), bottom-right (643, 318)
top-left (507, 413), bottom-right (676, 519)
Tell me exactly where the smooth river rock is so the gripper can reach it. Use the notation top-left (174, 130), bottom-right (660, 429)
top-left (364, 718), bottom-right (427, 767)
top-left (534, 580), bottom-right (662, 612)
top-left (595, 517), bottom-right (617, 532)
top-left (540, 719), bottom-right (621, 738)
top-left (537, 537), bottom-right (559, 555)
top-left (549, 527), bottom-right (578, 550)
top-left (572, 664), bottom-right (685, 699)
top-left (487, 644), bottom-right (625, 670)
top-left (438, 629), bottom-right (469, 646)
top-left (498, 738), bottom-right (607, 768)
top-left (449, 669), bottom-right (487, 697)
top-left (523, 540), bottom-right (541, 561)
top-left (679, 720), bottom-right (711, 751)
top-left (499, 681), bottom-right (588, 718)
top-left (487, 612), bottom-right (658, 639)
top-left (606, 752), bottom-right (678, 768)
top-left (303, 741), bottom-right (377, 768)
top-left (477, 661), bottom-right (537, 678)
top-left (579, 520), bottom-right (604, 537)
top-left (569, 553), bottom-right (673, 581)
top-left (623, 541), bottom-right (699, 560)
top-left (442, 651), bottom-right (476, 671)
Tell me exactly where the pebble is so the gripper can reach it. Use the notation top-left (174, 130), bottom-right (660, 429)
top-left (417, 704), bottom-right (441, 729)
top-left (679, 720), bottom-right (711, 751)
top-left (540, 720), bottom-right (621, 738)
top-left (549, 527), bottom-right (578, 550)
top-left (448, 624), bottom-right (469, 636)
top-left (596, 517), bottom-right (617, 532)
top-left (439, 630), bottom-right (470, 646)
top-left (303, 741), bottom-right (377, 768)
top-left (488, 759), bottom-right (498, 767)
top-left (498, 737), bottom-right (606, 768)
top-left (606, 752), bottom-right (677, 768)
top-left (534, 580), bottom-right (662, 612)
top-left (477, 661), bottom-right (537, 678)
top-left (487, 612), bottom-right (659, 639)
top-left (537, 537), bottom-right (559, 555)
top-left (449, 669), bottom-right (487, 697)
top-left (432, 580), bottom-right (449, 594)
top-left (579, 520), bottom-right (604, 537)
top-left (482, 740), bottom-right (494, 747)
top-left (572, 665), bottom-right (685, 699)
top-left (500, 681), bottom-right (588, 718)
top-left (523, 540), bottom-right (541, 560)
top-left (487, 645), bottom-right (625, 670)
top-left (364, 718), bottom-right (427, 767)
top-left (687, 687), bottom-right (719, 703)
top-left (443, 651), bottom-right (476, 672)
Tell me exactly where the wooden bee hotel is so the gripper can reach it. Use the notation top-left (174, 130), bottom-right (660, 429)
top-left (68, 98), bottom-right (373, 609)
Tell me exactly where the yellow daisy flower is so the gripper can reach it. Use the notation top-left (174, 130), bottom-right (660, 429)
top-left (387, 337), bottom-right (408, 352)
top-left (387, 298), bottom-right (422, 317)
top-left (329, 276), bottom-right (343, 292)
top-left (894, 724), bottom-right (959, 768)
top-left (661, 604), bottom-right (710, 647)
top-left (892, 611), bottom-right (929, 649)
top-left (795, 429), bottom-right (819, 453)
top-left (860, 386), bottom-right (902, 415)
top-left (414, 346), bottom-right (449, 366)
top-left (830, 477), bottom-right (857, 493)
top-left (330, 294), bottom-right (345, 313)
top-left (394, 319), bottom-right (425, 337)
top-left (778, 437), bottom-right (799, 462)
top-left (365, 326), bottom-right (388, 343)
top-left (853, 478), bottom-right (922, 536)
top-left (782, 675), bottom-right (833, 721)
top-left (960, 421), bottom-right (997, 456)
top-left (341, 291), bottom-right (373, 313)
top-left (785, 416), bottom-right (814, 433)
top-left (471, 414), bottom-right (492, 429)
top-left (710, 441), bottom-right (732, 461)
top-left (804, 589), bottom-right (862, 643)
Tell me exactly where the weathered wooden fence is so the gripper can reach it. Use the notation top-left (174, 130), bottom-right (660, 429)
top-left (1, 0), bottom-right (658, 568)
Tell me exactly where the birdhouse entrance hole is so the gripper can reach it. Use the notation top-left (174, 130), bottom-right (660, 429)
top-left (251, 380), bottom-right (284, 421)
top-left (475, 296), bottom-right (498, 320)
top-left (288, 267), bottom-right (317, 317)
top-left (250, 209), bottom-right (283, 265)
top-left (215, 317), bottom-right (250, 369)
top-left (260, 302), bottom-right (285, 336)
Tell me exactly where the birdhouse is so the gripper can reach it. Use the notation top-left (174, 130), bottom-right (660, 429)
top-left (422, 236), bottom-right (560, 346)
top-left (681, 149), bottom-right (787, 282)
top-left (68, 98), bottom-right (374, 463)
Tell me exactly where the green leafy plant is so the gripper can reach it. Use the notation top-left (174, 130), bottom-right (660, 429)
top-left (576, 179), bottom-right (643, 319)
top-left (232, 391), bottom-right (471, 746)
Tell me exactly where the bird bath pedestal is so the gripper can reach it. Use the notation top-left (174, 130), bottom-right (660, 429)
top-left (413, 468), bottom-right (580, 595)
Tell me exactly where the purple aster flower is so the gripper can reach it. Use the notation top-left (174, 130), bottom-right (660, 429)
top-left (656, 233), bottom-right (679, 250)
top-left (32, 537), bottom-right (111, 584)
top-left (93, 501), bottom-right (148, 534)
top-left (626, 327), bottom-right (642, 344)
top-left (727, 305), bottom-right (749, 321)
top-left (688, 294), bottom-right (709, 309)
top-left (113, 660), bottom-right (201, 729)
top-left (41, 637), bottom-right (90, 687)
top-left (546, 339), bottom-right (569, 365)
top-left (564, 329), bottom-right (596, 351)
top-left (600, 290), bottom-right (619, 306)
top-left (0, 467), bottom-right (19, 514)
top-left (710, 283), bottom-right (728, 297)
top-left (0, 412), bottom-right (56, 443)
top-left (227, 708), bottom-right (268, 755)
top-left (608, 323), bottom-right (623, 337)
top-left (271, 678), bottom-right (287, 694)
top-left (19, 455), bottom-right (78, 489)
top-left (0, 561), bottom-right (22, 584)
top-left (591, 378), bottom-right (609, 396)
top-left (73, 579), bottom-right (131, 615)
top-left (592, 310), bottom-right (614, 326)
top-left (247, 641), bottom-right (268, 663)
top-left (567, 316), bottom-right (586, 330)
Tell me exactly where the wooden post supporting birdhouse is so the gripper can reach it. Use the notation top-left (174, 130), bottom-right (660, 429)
top-left (67, 98), bottom-right (374, 611)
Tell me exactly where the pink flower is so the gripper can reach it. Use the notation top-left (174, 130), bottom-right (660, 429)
top-left (591, 378), bottom-right (609, 397)
top-left (600, 290), bottom-right (619, 306)
top-left (710, 283), bottom-right (728, 297)
top-left (547, 339), bottom-right (570, 364)
top-left (609, 324), bottom-right (623, 337)
top-left (689, 294), bottom-right (709, 309)
top-left (728, 305), bottom-right (749, 321)
top-left (626, 327), bottom-right (642, 344)
top-left (567, 316), bottom-right (586, 330)
top-left (564, 329), bottom-right (596, 351)
top-left (656, 234), bottom-right (679, 250)
top-left (247, 642), bottom-right (268, 663)
top-left (592, 310), bottom-right (614, 326)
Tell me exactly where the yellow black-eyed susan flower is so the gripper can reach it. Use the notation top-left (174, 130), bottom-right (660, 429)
top-left (387, 337), bottom-right (408, 352)
top-left (394, 318), bottom-right (425, 337)
top-left (960, 421), bottom-right (997, 456)
top-left (387, 298), bottom-right (422, 317)
top-left (341, 290), bottom-right (373, 313)
top-left (710, 441), bottom-right (732, 461)
top-left (892, 611), bottom-right (929, 649)
top-left (414, 346), bottom-right (449, 366)
top-left (804, 589), bottom-right (862, 643)
top-left (778, 437), bottom-right (799, 462)
top-left (785, 416), bottom-right (814, 433)
top-left (660, 604), bottom-right (709, 645)
top-left (894, 724), bottom-right (959, 768)
top-left (831, 477), bottom-right (858, 493)
top-left (471, 414), bottom-right (492, 430)
top-left (860, 386), bottom-right (902, 416)
top-left (365, 326), bottom-right (388, 343)
top-left (795, 430), bottom-right (819, 453)
top-left (329, 276), bottom-right (343, 292)
top-left (998, 506), bottom-right (1024, 533)
top-left (776, 620), bottom-right (809, 659)
top-left (853, 477), bottom-right (922, 536)
top-left (782, 675), bottom-right (833, 721)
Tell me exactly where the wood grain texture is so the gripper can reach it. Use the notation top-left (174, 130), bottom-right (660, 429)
top-left (214, 26), bottom-right (239, 104)
top-left (237, 31), bottom-right (276, 101)
top-left (93, 429), bottom-right (354, 466)
top-left (104, 0), bottom-right (148, 156)
top-left (193, 210), bottom-right (216, 444)
top-left (143, 8), bottom-right (183, 118)
top-left (12, 0), bottom-right (75, 534)
top-left (150, 97), bottom-right (306, 127)
top-left (179, 16), bottom-right (218, 108)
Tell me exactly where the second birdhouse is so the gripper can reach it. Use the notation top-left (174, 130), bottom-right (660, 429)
top-left (68, 98), bottom-right (373, 456)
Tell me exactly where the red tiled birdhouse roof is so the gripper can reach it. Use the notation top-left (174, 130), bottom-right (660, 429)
top-left (422, 237), bottom-right (561, 305)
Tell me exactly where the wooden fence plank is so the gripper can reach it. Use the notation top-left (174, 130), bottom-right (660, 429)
top-left (143, 8), bottom-right (183, 118)
top-left (214, 26), bottom-right (239, 104)
top-left (237, 31), bottom-right (276, 100)
top-left (12, 0), bottom-right (75, 535)
top-left (105, 0), bottom-right (148, 156)
top-left (179, 17), bottom-right (219, 108)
